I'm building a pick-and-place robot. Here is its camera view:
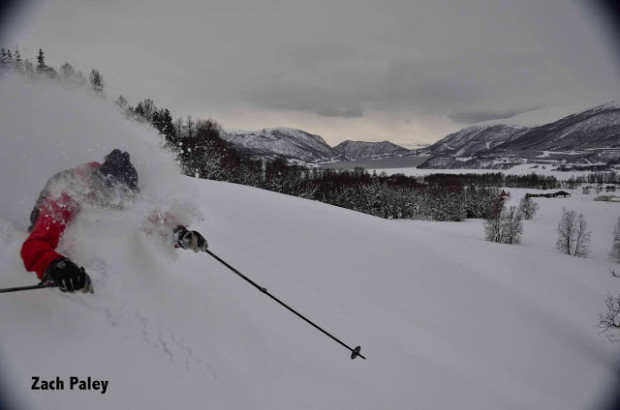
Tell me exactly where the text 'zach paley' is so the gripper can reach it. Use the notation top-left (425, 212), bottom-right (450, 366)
top-left (32, 377), bottom-right (108, 394)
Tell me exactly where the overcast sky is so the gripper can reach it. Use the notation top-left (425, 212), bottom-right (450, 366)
top-left (2, 0), bottom-right (620, 146)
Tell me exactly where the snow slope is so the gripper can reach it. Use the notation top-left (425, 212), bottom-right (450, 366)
top-left (1, 75), bottom-right (620, 410)
top-left (475, 105), bottom-right (600, 128)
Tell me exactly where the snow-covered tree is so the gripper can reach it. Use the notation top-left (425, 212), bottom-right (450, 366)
top-left (556, 208), bottom-right (591, 257)
top-left (13, 48), bottom-right (23, 72)
top-left (36, 49), bottom-right (46, 72)
top-left (0, 48), bottom-right (11, 73)
top-left (89, 69), bottom-right (104, 94)
top-left (23, 58), bottom-right (35, 77)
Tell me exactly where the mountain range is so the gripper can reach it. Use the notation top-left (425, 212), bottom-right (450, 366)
top-left (223, 128), bottom-right (341, 163)
top-left (419, 104), bottom-right (620, 169)
top-left (223, 103), bottom-right (620, 169)
top-left (222, 128), bottom-right (417, 164)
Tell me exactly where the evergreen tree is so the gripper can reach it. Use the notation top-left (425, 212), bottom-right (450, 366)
top-left (13, 48), bottom-right (23, 72)
top-left (161, 109), bottom-right (176, 142)
top-left (36, 48), bottom-right (46, 72)
top-left (151, 109), bottom-right (163, 132)
top-left (0, 48), bottom-right (10, 72)
top-left (35, 49), bottom-right (56, 78)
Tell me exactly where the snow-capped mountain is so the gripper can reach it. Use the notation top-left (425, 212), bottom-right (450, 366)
top-left (421, 103), bottom-right (620, 169)
top-left (221, 129), bottom-right (420, 165)
top-left (497, 104), bottom-right (620, 152)
top-left (222, 128), bottom-right (342, 163)
top-left (424, 125), bottom-right (528, 157)
top-left (333, 140), bottom-right (412, 160)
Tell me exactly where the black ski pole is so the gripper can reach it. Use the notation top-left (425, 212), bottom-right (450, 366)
top-left (205, 249), bottom-right (366, 360)
top-left (0, 282), bottom-right (57, 294)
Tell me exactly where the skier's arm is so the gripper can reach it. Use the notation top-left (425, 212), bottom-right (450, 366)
top-left (21, 194), bottom-right (78, 280)
top-left (144, 210), bottom-right (208, 252)
top-left (173, 225), bottom-right (208, 252)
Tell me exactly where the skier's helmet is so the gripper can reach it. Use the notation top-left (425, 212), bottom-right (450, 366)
top-left (95, 149), bottom-right (139, 191)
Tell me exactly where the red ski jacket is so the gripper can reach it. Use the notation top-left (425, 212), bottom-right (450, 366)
top-left (21, 162), bottom-right (101, 280)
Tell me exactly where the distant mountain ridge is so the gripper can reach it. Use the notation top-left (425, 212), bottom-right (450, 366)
top-left (222, 128), bottom-right (342, 163)
top-left (333, 140), bottom-right (412, 160)
top-left (496, 104), bottom-right (620, 151)
top-left (424, 125), bottom-right (528, 157)
top-left (222, 128), bottom-right (414, 164)
top-left (420, 103), bottom-right (620, 169)
top-left (222, 103), bottom-right (620, 169)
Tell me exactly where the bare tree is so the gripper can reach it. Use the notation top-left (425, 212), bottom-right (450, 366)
top-left (556, 208), bottom-right (591, 257)
top-left (23, 59), bottom-right (35, 77)
top-left (186, 115), bottom-right (195, 138)
top-left (60, 63), bottom-right (75, 80)
top-left (135, 98), bottom-right (156, 120)
top-left (518, 195), bottom-right (539, 220)
top-left (598, 268), bottom-right (620, 342)
top-left (484, 204), bottom-right (523, 244)
top-left (172, 117), bottom-right (183, 139)
top-left (598, 292), bottom-right (620, 342)
top-left (609, 218), bottom-right (620, 263)
top-left (115, 95), bottom-right (129, 111)
top-left (611, 217), bottom-right (620, 263)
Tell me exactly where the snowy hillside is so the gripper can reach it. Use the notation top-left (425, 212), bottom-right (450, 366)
top-left (428, 103), bottom-right (620, 162)
top-left (425, 124), bottom-right (527, 157)
top-left (1, 75), bottom-right (620, 410)
top-left (333, 140), bottom-right (412, 160)
top-left (475, 105), bottom-right (598, 128)
top-left (498, 104), bottom-right (620, 152)
top-left (222, 128), bottom-right (341, 163)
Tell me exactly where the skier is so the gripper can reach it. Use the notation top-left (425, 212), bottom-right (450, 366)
top-left (20, 149), bottom-right (208, 294)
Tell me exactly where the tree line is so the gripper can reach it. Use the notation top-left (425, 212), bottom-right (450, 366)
top-left (1, 47), bottom-right (105, 95)
top-left (120, 99), bottom-right (567, 222)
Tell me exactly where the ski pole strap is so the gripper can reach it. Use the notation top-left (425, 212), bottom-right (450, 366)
top-left (0, 281), bottom-right (57, 294)
top-left (205, 249), bottom-right (366, 360)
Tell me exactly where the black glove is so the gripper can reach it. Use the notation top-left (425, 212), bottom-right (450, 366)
top-left (45, 257), bottom-right (94, 294)
top-left (173, 225), bottom-right (208, 252)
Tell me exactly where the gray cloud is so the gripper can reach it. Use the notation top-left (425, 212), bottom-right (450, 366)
top-left (4, 0), bottom-right (620, 143)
